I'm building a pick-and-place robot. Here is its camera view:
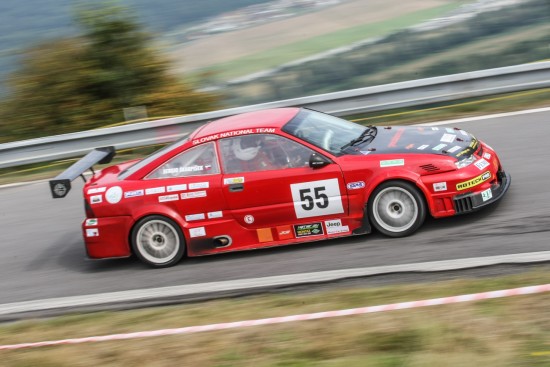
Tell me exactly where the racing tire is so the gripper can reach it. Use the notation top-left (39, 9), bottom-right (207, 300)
top-left (131, 215), bottom-right (185, 268)
top-left (368, 181), bottom-right (426, 238)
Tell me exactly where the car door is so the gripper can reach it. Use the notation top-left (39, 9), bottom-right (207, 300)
top-left (218, 134), bottom-right (348, 236)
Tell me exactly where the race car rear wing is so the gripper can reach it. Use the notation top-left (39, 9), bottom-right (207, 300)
top-left (49, 146), bottom-right (116, 199)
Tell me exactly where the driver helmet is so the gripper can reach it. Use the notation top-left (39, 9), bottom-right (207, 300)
top-left (232, 135), bottom-right (261, 161)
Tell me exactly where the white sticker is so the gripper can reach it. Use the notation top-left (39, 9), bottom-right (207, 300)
top-left (417, 145), bottom-right (429, 150)
top-left (207, 211), bottom-right (223, 219)
top-left (167, 184), bottom-right (187, 192)
top-left (90, 195), bottom-right (103, 204)
top-left (181, 191), bottom-right (207, 199)
top-left (159, 194), bottom-right (179, 202)
top-left (431, 127), bottom-right (439, 131)
top-left (87, 187), bottom-right (106, 195)
top-left (447, 145), bottom-right (462, 153)
top-left (105, 186), bottom-right (123, 204)
top-left (185, 213), bottom-right (206, 221)
top-left (189, 227), bottom-right (206, 238)
top-left (324, 219), bottom-right (349, 234)
top-left (85, 218), bottom-right (98, 226)
top-left (145, 187), bottom-right (165, 195)
top-left (446, 128), bottom-right (455, 133)
top-left (380, 159), bottom-right (405, 167)
top-left (189, 182), bottom-right (209, 190)
top-left (86, 228), bottom-right (99, 237)
top-left (481, 188), bottom-right (493, 202)
top-left (224, 177), bottom-right (245, 185)
top-left (346, 181), bottom-right (365, 190)
top-left (360, 151), bottom-right (371, 155)
top-left (432, 144), bottom-right (447, 151)
top-left (124, 190), bottom-right (144, 198)
top-left (433, 182), bottom-right (447, 192)
top-left (460, 130), bottom-right (469, 136)
top-left (474, 159), bottom-right (490, 170)
top-left (483, 152), bottom-right (492, 160)
top-left (441, 133), bottom-right (456, 143)
top-left (290, 178), bottom-right (344, 219)
top-left (244, 215), bottom-right (254, 224)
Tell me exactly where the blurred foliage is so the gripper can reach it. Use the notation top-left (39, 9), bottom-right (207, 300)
top-left (0, 3), bottom-right (218, 143)
top-left (226, 0), bottom-right (550, 105)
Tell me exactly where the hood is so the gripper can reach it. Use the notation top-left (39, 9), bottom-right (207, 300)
top-left (350, 126), bottom-right (478, 159)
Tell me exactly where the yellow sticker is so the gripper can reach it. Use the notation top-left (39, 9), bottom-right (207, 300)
top-left (456, 171), bottom-right (491, 191)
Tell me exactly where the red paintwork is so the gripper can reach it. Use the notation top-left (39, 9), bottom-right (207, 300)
top-left (81, 108), bottom-right (507, 260)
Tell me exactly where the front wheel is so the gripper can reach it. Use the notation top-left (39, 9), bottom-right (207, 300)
top-left (368, 181), bottom-right (426, 237)
top-left (131, 215), bottom-right (185, 267)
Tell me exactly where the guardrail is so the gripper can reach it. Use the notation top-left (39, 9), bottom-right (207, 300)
top-left (1, 61), bottom-right (549, 169)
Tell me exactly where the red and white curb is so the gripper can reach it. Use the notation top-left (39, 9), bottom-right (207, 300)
top-left (1, 283), bottom-right (549, 351)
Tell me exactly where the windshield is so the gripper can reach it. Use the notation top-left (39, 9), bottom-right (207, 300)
top-left (282, 109), bottom-right (369, 155)
top-left (118, 137), bottom-right (189, 179)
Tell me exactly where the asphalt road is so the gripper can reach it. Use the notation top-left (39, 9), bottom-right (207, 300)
top-left (1, 109), bottom-right (549, 305)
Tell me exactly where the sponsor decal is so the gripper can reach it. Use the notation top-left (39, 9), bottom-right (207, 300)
top-left (85, 218), bottom-right (98, 226)
top-left (433, 182), bottom-right (447, 192)
top-left (180, 191), bottom-right (207, 199)
top-left (167, 184), bottom-right (187, 192)
top-left (257, 228), bottom-right (273, 242)
top-left (189, 182), bottom-right (209, 190)
top-left (207, 211), bottom-right (223, 219)
top-left (431, 127), bottom-right (439, 131)
top-left (124, 190), bottom-right (144, 198)
top-left (481, 188), bottom-right (493, 202)
top-left (294, 222), bottom-right (324, 237)
top-left (290, 178), bottom-right (344, 219)
top-left (162, 165), bottom-right (204, 175)
top-left (189, 227), bottom-right (206, 238)
top-left (276, 225), bottom-right (294, 240)
top-left (145, 187), bottom-right (166, 195)
top-left (474, 159), bottom-right (490, 170)
top-left (192, 128), bottom-right (276, 145)
top-left (417, 144), bottom-right (429, 150)
top-left (380, 159), bottom-right (405, 167)
top-left (483, 152), bottom-right (492, 160)
top-left (105, 186), bottom-right (123, 204)
top-left (90, 195), bottom-right (103, 204)
top-left (158, 194), bottom-right (179, 202)
top-left (432, 144), bottom-right (447, 151)
top-left (185, 213), bottom-right (205, 221)
top-left (447, 145), bottom-right (462, 153)
top-left (224, 177), bottom-right (245, 185)
top-left (440, 133), bottom-right (456, 143)
top-left (87, 187), bottom-right (106, 195)
top-left (324, 219), bottom-right (350, 234)
top-left (86, 228), bottom-right (99, 237)
top-left (346, 181), bottom-right (365, 190)
top-left (456, 171), bottom-right (491, 191)
top-left (244, 215), bottom-right (255, 224)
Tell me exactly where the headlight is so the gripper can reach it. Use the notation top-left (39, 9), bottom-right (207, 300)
top-left (455, 155), bottom-right (476, 169)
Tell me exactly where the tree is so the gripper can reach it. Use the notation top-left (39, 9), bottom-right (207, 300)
top-left (0, 2), bottom-right (217, 141)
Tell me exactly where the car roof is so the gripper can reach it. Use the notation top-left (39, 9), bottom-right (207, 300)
top-left (190, 107), bottom-right (300, 141)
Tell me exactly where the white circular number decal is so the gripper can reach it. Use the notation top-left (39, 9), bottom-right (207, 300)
top-left (105, 186), bottom-right (123, 204)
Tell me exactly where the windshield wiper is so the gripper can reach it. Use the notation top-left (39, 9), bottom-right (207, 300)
top-left (340, 126), bottom-right (377, 150)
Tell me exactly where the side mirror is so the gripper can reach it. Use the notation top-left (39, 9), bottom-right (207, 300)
top-left (309, 153), bottom-right (331, 169)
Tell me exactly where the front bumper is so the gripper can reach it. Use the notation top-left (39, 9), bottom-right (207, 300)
top-left (453, 169), bottom-right (511, 214)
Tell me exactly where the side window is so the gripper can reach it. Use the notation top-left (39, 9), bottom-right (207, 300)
top-left (219, 134), bottom-right (315, 174)
top-left (147, 142), bottom-right (220, 179)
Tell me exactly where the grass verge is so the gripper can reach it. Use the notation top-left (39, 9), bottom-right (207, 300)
top-left (1, 268), bottom-right (550, 366)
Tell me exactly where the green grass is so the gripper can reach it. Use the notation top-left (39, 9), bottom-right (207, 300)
top-left (1, 268), bottom-right (550, 366)
top-left (201, 3), bottom-right (460, 81)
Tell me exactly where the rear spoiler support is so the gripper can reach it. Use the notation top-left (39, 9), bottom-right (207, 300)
top-left (49, 146), bottom-right (116, 199)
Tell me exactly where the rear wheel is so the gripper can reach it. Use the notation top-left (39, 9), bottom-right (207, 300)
top-left (131, 216), bottom-right (185, 267)
top-left (368, 181), bottom-right (426, 237)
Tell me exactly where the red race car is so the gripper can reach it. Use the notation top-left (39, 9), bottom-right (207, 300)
top-left (50, 108), bottom-right (510, 267)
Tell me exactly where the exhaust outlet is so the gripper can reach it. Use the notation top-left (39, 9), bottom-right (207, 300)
top-left (213, 236), bottom-right (232, 248)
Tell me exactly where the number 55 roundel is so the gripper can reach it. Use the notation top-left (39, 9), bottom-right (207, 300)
top-left (291, 178), bottom-right (344, 219)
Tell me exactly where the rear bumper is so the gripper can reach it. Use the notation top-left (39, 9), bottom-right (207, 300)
top-left (453, 170), bottom-right (511, 215)
top-left (82, 216), bottom-right (133, 259)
